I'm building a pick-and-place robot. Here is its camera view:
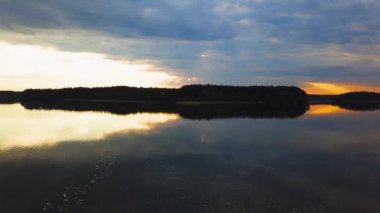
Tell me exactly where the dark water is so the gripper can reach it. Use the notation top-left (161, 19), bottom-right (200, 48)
top-left (0, 104), bottom-right (380, 213)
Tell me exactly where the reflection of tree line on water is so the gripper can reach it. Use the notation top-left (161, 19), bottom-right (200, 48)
top-left (20, 101), bottom-right (380, 120)
top-left (21, 101), bottom-right (308, 119)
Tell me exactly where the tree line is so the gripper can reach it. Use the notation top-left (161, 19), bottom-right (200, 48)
top-left (0, 91), bottom-right (21, 103)
top-left (336, 91), bottom-right (380, 102)
top-left (20, 84), bottom-right (308, 106)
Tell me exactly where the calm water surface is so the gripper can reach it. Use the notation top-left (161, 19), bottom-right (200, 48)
top-left (0, 104), bottom-right (380, 213)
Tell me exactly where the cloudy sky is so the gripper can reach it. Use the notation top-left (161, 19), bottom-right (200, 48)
top-left (1, 0), bottom-right (380, 94)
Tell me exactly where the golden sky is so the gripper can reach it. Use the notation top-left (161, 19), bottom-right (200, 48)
top-left (302, 82), bottom-right (380, 95)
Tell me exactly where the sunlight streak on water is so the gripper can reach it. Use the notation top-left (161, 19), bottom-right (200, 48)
top-left (0, 104), bottom-right (179, 150)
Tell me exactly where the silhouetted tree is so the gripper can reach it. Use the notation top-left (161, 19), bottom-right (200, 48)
top-left (20, 85), bottom-right (307, 107)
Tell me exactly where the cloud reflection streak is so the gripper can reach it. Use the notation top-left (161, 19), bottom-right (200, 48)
top-left (0, 104), bottom-right (179, 150)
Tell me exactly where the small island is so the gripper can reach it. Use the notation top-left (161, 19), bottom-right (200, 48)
top-left (309, 91), bottom-right (380, 111)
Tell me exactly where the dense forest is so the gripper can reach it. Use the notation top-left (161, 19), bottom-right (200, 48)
top-left (20, 85), bottom-right (308, 106)
top-left (335, 92), bottom-right (380, 111)
top-left (336, 92), bottom-right (380, 102)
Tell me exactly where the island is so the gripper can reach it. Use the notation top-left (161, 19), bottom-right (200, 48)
top-left (0, 85), bottom-right (308, 119)
top-left (309, 91), bottom-right (380, 111)
top-left (1, 85), bottom-right (379, 118)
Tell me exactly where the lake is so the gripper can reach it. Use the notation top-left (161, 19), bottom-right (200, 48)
top-left (0, 103), bottom-right (380, 212)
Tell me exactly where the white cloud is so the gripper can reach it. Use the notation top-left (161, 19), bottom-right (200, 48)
top-left (0, 42), bottom-right (182, 90)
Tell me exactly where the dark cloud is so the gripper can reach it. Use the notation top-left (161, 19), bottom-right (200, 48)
top-left (1, 0), bottom-right (379, 43)
top-left (247, 0), bottom-right (380, 44)
top-left (0, 0), bottom-right (237, 40)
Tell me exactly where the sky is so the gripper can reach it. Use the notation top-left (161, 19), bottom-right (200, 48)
top-left (0, 0), bottom-right (380, 94)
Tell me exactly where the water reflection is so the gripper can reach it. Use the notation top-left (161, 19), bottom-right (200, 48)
top-left (21, 101), bottom-right (308, 119)
top-left (0, 104), bottom-right (380, 212)
top-left (307, 104), bottom-right (351, 116)
top-left (0, 104), bottom-right (178, 150)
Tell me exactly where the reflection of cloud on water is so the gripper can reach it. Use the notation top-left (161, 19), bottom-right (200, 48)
top-left (0, 104), bottom-right (179, 150)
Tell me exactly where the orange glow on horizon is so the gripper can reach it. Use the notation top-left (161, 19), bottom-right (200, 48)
top-left (303, 82), bottom-right (380, 95)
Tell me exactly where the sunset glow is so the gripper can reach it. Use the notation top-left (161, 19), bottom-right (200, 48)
top-left (303, 82), bottom-right (380, 95)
